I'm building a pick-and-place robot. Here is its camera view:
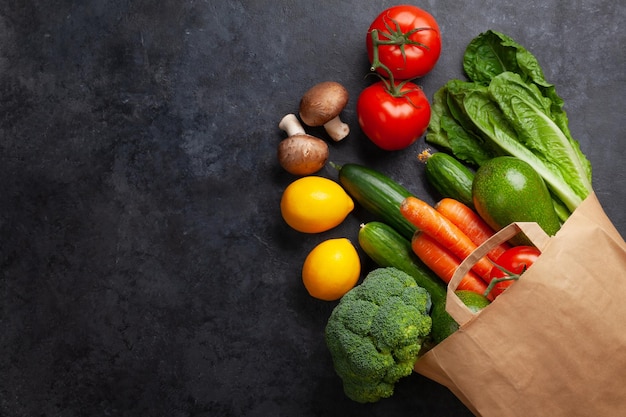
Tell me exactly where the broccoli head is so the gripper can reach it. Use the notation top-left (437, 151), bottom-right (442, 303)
top-left (325, 267), bottom-right (433, 403)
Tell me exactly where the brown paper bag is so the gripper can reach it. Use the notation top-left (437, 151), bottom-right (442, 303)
top-left (414, 193), bottom-right (626, 417)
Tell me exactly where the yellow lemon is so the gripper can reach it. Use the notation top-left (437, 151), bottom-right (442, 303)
top-left (302, 238), bottom-right (361, 301)
top-left (280, 176), bottom-right (354, 233)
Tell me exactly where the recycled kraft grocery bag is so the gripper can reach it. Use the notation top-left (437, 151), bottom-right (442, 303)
top-left (414, 193), bottom-right (626, 417)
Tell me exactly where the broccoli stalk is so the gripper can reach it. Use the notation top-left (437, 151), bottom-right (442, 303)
top-left (325, 267), bottom-right (433, 403)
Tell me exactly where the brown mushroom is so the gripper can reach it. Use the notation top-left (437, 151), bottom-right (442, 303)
top-left (299, 81), bottom-right (350, 142)
top-left (277, 114), bottom-right (329, 176)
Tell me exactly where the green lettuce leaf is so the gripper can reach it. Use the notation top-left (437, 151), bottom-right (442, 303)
top-left (425, 30), bottom-right (593, 215)
top-left (462, 30), bottom-right (582, 168)
top-left (463, 72), bottom-right (592, 211)
top-left (487, 72), bottom-right (592, 208)
top-left (463, 30), bottom-right (549, 88)
top-left (426, 81), bottom-right (499, 166)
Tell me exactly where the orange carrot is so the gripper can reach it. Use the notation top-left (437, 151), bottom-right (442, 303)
top-left (411, 232), bottom-right (489, 297)
top-left (435, 198), bottom-right (511, 261)
top-left (400, 196), bottom-right (493, 281)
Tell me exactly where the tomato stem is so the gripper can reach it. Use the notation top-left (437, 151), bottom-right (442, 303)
top-left (369, 19), bottom-right (434, 76)
top-left (369, 30), bottom-right (397, 85)
top-left (368, 29), bottom-right (426, 108)
top-left (482, 264), bottom-right (527, 298)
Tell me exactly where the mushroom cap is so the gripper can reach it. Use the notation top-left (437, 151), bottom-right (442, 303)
top-left (277, 133), bottom-right (329, 176)
top-left (299, 81), bottom-right (349, 127)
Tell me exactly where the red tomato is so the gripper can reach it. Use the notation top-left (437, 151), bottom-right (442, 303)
top-left (366, 5), bottom-right (441, 80)
top-left (356, 80), bottom-right (430, 151)
top-left (489, 246), bottom-right (541, 298)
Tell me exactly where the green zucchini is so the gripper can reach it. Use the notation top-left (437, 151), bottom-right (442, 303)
top-left (421, 151), bottom-right (475, 208)
top-left (358, 221), bottom-right (458, 344)
top-left (335, 163), bottom-right (416, 240)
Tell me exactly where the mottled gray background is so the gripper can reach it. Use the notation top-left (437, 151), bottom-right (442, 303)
top-left (1, 1), bottom-right (624, 416)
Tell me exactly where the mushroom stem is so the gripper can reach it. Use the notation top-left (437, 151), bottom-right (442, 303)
top-left (278, 114), bottom-right (306, 137)
top-left (323, 116), bottom-right (350, 142)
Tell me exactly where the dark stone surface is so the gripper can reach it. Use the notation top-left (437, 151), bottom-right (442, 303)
top-left (1, 1), bottom-right (624, 416)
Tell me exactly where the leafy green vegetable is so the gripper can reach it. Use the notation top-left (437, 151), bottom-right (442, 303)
top-left (464, 30), bottom-right (587, 178)
top-left (426, 82), bottom-right (500, 166)
top-left (463, 30), bottom-right (550, 89)
top-left (487, 72), bottom-right (592, 210)
top-left (426, 30), bottom-right (592, 216)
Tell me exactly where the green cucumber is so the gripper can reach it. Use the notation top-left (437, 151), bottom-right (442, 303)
top-left (335, 163), bottom-right (416, 240)
top-left (421, 151), bottom-right (475, 208)
top-left (358, 221), bottom-right (458, 344)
